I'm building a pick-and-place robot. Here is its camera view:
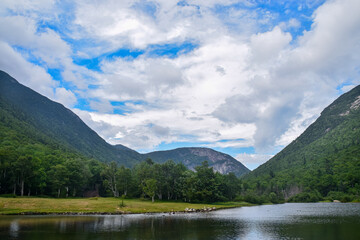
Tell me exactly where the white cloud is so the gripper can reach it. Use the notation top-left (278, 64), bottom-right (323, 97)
top-left (0, 4), bottom-right (99, 102)
top-left (72, 0), bottom-right (360, 155)
top-left (0, 0), bottom-right (55, 14)
top-left (250, 26), bottom-right (292, 64)
top-left (279, 18), bottom-right (301, 31)
top-left (236, 153), bottom-right (274, 171)
top-left (89, 100), bottom-right (113, 113)
top-left (341, 85), bottom-right (356, 93)
top-left (54, 87), bottom-right (77, 108)
top-left (213, 0), bottom-right (360, 151)
top-left (0, 41), bottom-right (56, 97)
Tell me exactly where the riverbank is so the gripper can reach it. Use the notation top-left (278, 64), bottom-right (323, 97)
top-left (0, 197), bottom-right (254, 215)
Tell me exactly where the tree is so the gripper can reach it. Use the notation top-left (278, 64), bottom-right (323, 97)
top-left (50, 164), bottom-right (69, 198)
top-left (64, 158), bottom-right (91, 197)
top-left (134, 160), bottom-right (155, 197)
top-left (194, 161), bottom-right (220, 202)
top-left (101, 161), bottom-right (119, 197)
top-left (178, 170), bottom-right (196, 202)
top-left (143, 179), bottom-right (157, 202)
top-left (117, 166), bottom-right (133, 197)
top-left (14, 155), bottom-right (37, 196)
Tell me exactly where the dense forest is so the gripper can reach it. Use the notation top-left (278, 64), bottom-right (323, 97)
top-left (0, 139), bottom-right (242, 203)
top-left (0, 96), bottom-right (241, 202)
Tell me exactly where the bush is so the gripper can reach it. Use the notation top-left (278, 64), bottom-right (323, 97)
top-left (269, 192), bottom-right (277, 203)
top-left (325, 191), bottom-right (355, 202)
top-left (288, 191), bottom-right (323, 203)
top-left (243, 194), bottom-right (266, 204)
top-left (119, 200), bottom-right (126, 208)
top-left (341, 195), bottom-right (352, 203)
top-left (234, 195), bottom-right (245, 202)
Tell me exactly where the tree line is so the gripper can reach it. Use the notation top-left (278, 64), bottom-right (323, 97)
top-left (1, 135), bottom-right (358, 203)
top-left (0, 143), bottom-right (243, 203)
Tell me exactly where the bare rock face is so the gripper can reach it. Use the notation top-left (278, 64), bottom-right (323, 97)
top-left (145, 147), bottom-right (250, 177)
top-left (350, 96), bottom-right (360, 110)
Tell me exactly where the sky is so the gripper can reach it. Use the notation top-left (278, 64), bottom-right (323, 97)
top-left (1, 0), bottom-right (360, 170)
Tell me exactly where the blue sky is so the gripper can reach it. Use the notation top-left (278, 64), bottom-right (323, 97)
top-left (1, 0), bottom-right (360, 170)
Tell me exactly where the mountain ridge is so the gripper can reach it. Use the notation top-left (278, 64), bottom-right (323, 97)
top-left (244, 84), bottom-right (360, 201)
top-left (0, 70), bottom-right (249, 176)
top-left (144, 147), bottom-right (250, 176)
top-left (0, 70), bottom-right (142, 167)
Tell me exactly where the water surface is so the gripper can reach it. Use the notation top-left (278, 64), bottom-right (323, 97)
top-left (1, 203), bottom-right (359, 239)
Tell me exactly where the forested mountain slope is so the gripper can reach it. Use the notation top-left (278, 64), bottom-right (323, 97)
top-left (0, 70), bottom-right (142, 167)
top-left (244, 85), bottom-right (360, 201)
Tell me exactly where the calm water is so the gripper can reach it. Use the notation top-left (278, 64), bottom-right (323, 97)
top-left (1, 203), bottom-right (360, 240)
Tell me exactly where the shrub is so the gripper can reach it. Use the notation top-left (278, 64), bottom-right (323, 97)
top-left (288, 191), bottom-right (323, 202)
top-left (243, 194), bottom-right (266, 204)
top-left (325, 191), bottom-right (355, 202)
top-left (119, 200), bottom-right (126, 208)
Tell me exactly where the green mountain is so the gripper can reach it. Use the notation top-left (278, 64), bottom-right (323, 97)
top-left (244, 85), bottom-right (360, 201)
top-left (0, 70), bottom-right (249, 176)
top-left (0, 70), bottom-right (142, 167)
top-left (145, 147), bottom-right (250, 177)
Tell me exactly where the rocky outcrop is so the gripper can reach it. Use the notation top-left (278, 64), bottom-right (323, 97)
top-left (145, 147), bottom-right (250, 177)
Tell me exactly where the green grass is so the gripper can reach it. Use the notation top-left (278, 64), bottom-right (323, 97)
top-left (0, 197), bottom-right (253, 215)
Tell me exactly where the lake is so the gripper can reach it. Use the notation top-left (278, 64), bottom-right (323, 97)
top-left (1, 203), bottom-right (360, 239)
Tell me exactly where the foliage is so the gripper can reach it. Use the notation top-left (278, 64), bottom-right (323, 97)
top-left (142, 179), bottom-right (157, 202)
top-left (119, 199), bottom-right (126, 208)
top-left (288, 191), bottom-right (323, 203)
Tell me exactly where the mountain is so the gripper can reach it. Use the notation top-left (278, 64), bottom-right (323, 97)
top-left (0, 70), bottom-right (249, 176)
top-left (0, 70), bottom-right (142, 167)
top-left (145, 147), bottom-right (250, 177)
top-left (244, 85), bottom-right (360, 201)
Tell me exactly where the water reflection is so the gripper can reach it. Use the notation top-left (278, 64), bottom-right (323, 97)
top-left (0, 203), bottom-right (360, 240)
top-left (9, 220), bottom-right (19, 238)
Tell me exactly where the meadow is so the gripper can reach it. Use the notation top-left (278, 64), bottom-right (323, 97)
top-left (0, 197), bottom-right (253, 215)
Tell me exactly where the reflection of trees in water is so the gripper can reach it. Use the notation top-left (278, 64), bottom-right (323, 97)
top-left (93, 215), bottom-right (245, 239)
top-left (2, 204), bottom-right (360, 239)
top-left (9, 220), bottom-right (19, 238)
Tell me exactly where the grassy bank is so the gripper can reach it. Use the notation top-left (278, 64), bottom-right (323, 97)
top-left (0, 197), bottom-right (253, 215)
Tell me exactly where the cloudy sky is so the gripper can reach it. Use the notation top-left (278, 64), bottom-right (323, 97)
top-left (1, 0), bottom-right (360, 170)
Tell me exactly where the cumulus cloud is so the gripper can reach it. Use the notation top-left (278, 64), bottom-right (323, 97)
top-left (54, 87), bottom-right (77, 108)
top-left (213, 0), bottom-right (360, 151)
top-left (0, 0), bottom-right (101, 102)
top-left (0, 41), bottom-right (56, 97)
top-left (236, 153), bottom-right (274, 171)
top-left (250, 26), bottom-right (292, 64)
top-left (0, 15), bottom-right (72, 68)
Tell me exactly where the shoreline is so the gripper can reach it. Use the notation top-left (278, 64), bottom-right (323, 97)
top-left (0, 197), bottom-right (253, 216)
top-left (0, 205), bottom-right (251, 216)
